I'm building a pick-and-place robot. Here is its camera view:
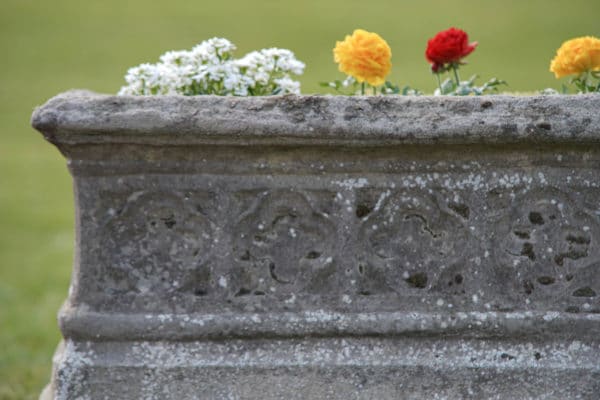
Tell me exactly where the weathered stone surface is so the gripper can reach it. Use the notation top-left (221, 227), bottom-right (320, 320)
top-left (33, 91), bottom-right (600, 399)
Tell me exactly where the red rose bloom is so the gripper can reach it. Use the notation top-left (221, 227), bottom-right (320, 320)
top-left (425, 27), bottom-right (477, 70)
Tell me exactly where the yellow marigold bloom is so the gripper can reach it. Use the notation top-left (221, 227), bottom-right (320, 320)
top-left (550, 36), bottom-right (600, 78)
top-left (333, 29), bottom-right (392, 86)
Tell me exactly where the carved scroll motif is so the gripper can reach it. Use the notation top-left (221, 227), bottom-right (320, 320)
top-left (231, 190), bottom-right (337, 297)
top-left (356, 189), bottom-right (474, 296)
top-left (96, 191), bottom-right (217, 295)
top-left (493, 188), bottom-right (600, 309)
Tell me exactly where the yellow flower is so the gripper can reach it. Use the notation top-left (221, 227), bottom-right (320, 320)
top-left (333, 29), bottom-right (392, 86)
top-left (550, 36), bottom-right (600, 78)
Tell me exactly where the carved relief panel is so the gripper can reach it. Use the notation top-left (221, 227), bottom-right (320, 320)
top-left (230, 189), bottom-right (338, 297)
top-left (78, 181), bottom-right (599, 313)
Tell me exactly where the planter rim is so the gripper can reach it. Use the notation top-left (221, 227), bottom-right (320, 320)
top-left (32, 89), bottom-right (600, 147)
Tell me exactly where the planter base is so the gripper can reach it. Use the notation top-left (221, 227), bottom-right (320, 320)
top-left (44, 335), bottom-right (599, 399)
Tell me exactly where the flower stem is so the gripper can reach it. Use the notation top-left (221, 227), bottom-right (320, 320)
top-left (452, 64), bottom-right (461, 86)
top-left (361, 82), bottom-right (365, 95)
top-left (574, 73), bottom-right (588, 93)
top-left (435, 73), bottom-right (442, 93)
top-left (373, 85), bottom-right (377, 95)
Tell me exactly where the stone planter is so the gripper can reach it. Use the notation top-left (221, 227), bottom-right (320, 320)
top-left (33, 90), bottom-right (600, 399)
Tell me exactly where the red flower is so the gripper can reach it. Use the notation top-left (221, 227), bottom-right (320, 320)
top-left (425, 27), bottom-right (477, 70)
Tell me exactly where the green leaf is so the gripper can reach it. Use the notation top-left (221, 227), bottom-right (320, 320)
top-left (466, 74), bottom-right (478, 85)
top-left (440, 78), bottom-right (455, 95)
top-left (382, 81), bottom-right (400, 94)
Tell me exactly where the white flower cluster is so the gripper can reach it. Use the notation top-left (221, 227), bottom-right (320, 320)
top-left (118, 38), bottom-right (305, 96)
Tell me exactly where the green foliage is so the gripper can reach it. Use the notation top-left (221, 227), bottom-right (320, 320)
top-left (319, 77), bottom-right (360, 95)
top-left (569, 71), bottom-right (600, 93)
top-left (380, 81), bottom-right (423, 96)
top-left (436, 75), bottom-right (508, 96)
top-left (541, 72), bottom-right (600, 95)
top-left (320, 78), bottom-right (421, 95)
top-left (321, 73), bottom-right (505, 96)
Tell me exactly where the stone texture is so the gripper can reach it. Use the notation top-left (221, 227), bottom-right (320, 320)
top-left (33, 91), bottom-right (600, 399)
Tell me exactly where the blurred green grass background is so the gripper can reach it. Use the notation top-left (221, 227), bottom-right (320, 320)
top-left (1, 0), bottom-right (599, 398)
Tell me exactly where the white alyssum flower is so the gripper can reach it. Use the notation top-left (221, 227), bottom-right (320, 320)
top-left (118, 63), bottom-right (179, 95)
top-left (274, 77), bottom-right (301, 94)
top-left (159, 50), bottom-right (195, 67)
top-left (118, 38), bottom-right (303, 96)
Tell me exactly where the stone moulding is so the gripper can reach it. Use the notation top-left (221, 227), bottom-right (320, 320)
top-left (33, 90), bottom-right (600, 399)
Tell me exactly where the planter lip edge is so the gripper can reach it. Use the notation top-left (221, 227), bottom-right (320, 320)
top-left (31, 89), bottom-right (600, 147)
